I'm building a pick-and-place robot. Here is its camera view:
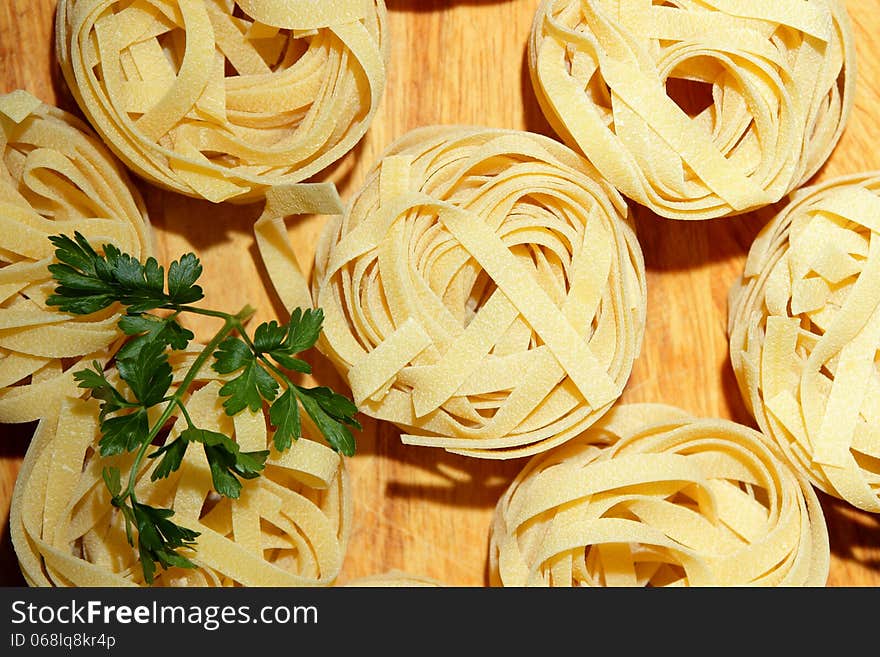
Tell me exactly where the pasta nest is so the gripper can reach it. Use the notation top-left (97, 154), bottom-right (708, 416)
top-left (10, 359), bottom-right (351, 587)
top-left (489, 403), bottom-right (829, 587)
top-left (312, 126), bottom-right (647, 459)
top-left (55, 0), bottom-right (389, 203)
top-left (528, 0), bottom-right (855, 220)
top-left (729, 173), bottom-right (880, 513)
top-left (0, 90), bottom-right (153, 425)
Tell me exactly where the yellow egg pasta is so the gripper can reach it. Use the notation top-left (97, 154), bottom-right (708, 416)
top-left (529, 0), bottom-right (855, 220)
top-left (0, 90), bottom-right (153, 425)
top-left (254, 181), bottom-right (345, 315)
top-left (307, 125), bottom-right (647, 459)
top-left (729, 172), bottom-right (880, 513)
top-left (10, 364), bottom-right (352, 587)
top-left (56, 0), bottom-right (388, 203)
top-left (489, 403), bottom-right (829, 587)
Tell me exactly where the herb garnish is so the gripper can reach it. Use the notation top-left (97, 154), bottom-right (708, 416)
top-left (46, 232), bottom-right (360, 583)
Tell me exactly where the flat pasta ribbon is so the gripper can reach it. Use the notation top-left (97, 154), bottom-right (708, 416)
top-left (528, 0), bottom-right (855, 220)
top-left (309, 125), bottom-right (647, 459)
top-left (0, 90), bottom-right (153, 425)
top-left (729, 172), bottom-right (880, 513)
top-left (489, 403), bottom-right (829, 586)
top-left (9, 362), bottom-right (351, 587)
top-left (55, 0), bottom-right (388, 203)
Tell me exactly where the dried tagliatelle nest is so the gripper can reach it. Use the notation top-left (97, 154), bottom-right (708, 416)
top-left (489, 403), bottom-right (829, 587)
top-left (528, 0), bottom-right (855, 220)
top-left (56, 0), bottom-right (389, 203)
top-left (0, 90), bottom-right (153, 424)
top-left (9, 363), bottom-right (352, 587)
top-left (729, 173), bottom-right (880, 513)
top-left (308, 125), bottom-right (647, 459)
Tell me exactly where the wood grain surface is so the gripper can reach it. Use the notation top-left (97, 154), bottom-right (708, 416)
top-left (1, 0), bottom-right (879, 587)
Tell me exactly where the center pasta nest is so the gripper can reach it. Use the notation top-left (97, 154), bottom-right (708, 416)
top-left (9, 352), bottom-right (352, 587)
top-left (55, 0), bottom-right (389, 203)
top-left (311, 125), bottom-right (647, 459)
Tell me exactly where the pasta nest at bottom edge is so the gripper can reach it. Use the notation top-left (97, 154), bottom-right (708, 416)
top-left (10, 369), bottom-right (351, 587)
top-left (489, 403), bottom-right (829, 587)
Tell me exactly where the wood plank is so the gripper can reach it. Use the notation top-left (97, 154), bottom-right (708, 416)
top-left (0, 0), bottom-right (878, 587)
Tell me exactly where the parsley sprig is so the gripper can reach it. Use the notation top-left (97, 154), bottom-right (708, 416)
top-left (46, 232), bottom-right (360, 584)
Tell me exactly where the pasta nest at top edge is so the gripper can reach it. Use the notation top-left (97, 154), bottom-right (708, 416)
top-left (529, 0), bottom-right (855, 220)
top-left (55, 0), bottom-right (389, 203)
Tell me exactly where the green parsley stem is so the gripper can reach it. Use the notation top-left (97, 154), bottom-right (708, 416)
top-left (175, 401), bottom-right (196, 430)
top-left (119, 305), bottom-right (256, 500)
top-left (194, 306), bottom-right (300, 391)
top-left (172, 304), bottom-right (254, 321)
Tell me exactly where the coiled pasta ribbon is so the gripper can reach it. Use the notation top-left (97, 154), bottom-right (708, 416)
top-left (309, 126), bottom-right (647, 459)
top-left (0, 90), bottom-right (153, 425)
top-left (56, 0), bottom-right (388, 203)
top-left (10, 363), bottom-right (351, 587)
top-left (729, 173), bottom-right (880, 513)
top-left (489, 403), bottom-right (829, 586)
top-left (529, 0), bottom-right (855, 220)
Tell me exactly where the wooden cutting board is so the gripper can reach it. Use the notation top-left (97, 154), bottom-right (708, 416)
top-left (1, 0), bottom-right (878, 587)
